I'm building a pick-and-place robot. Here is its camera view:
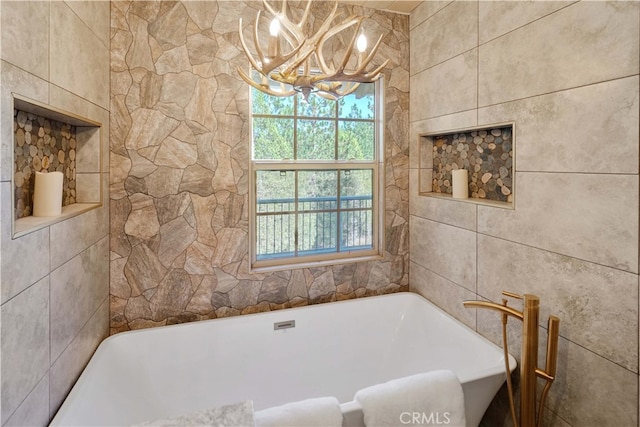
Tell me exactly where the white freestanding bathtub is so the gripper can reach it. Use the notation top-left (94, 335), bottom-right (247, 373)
top-left (51, 292), bottom-right (515, 427)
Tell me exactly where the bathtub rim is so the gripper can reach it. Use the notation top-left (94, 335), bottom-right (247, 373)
top-left (53, 291), bottom-right (517, 426)
top-left (100, 292), bottom-right (516, 383)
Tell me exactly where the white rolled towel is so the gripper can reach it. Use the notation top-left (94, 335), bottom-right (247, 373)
top-left (354, 370), bottom-right (466, 427)
top-left (254, 397), bottom-right (343, 427)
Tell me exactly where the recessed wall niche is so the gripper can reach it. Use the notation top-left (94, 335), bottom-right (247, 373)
top-left (419, 123), bottom-right (515, 208)
top-left (12, 94), bottom-right (103, 238)
top-left (14, 112), bottom-right (78, 218)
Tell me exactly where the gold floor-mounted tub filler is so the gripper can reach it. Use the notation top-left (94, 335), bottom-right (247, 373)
top-left (463, 292), bottom-right (560, 427)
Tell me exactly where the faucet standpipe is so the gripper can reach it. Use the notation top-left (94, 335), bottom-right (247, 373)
top-left (463, 292), bottom-right (559, 427)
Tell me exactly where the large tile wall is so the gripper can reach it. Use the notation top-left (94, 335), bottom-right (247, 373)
top-left (109, 1), bottom-right (409, 332)
top-left (0, 1), bottom-right (111, 425)
top-left (409, 1), bottom-right (639, 426)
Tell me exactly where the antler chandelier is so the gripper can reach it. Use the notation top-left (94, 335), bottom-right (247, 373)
top-left (237, 0), bottom-right (389, 101)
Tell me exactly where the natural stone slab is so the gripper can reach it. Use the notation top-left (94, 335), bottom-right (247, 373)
top-left (178, 164), bottom-right (214, 196)
top-left (124, 243), bottom-right (167, 296)
top-left (150, 269), bottom-right (193, 320)
top-left (125, 109), bottom-right (179, 150)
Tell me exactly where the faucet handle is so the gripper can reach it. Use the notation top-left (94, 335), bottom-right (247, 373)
top-left (502, 290), bottom-right (524, 300)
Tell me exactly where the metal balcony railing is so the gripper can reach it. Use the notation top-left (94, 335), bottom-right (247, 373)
top-left (256, 195), bottom-right (373, 259)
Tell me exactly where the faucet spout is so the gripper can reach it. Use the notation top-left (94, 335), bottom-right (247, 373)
top-left (462, 300), bottom-right (524, 321)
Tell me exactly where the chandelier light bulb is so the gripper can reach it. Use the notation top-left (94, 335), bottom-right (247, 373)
top-left (268, 18), bottom-right (280, 58)
top-left (270, 18), bottom-right (281, 37)
top-left (356, 33), bottom-right (367, 53)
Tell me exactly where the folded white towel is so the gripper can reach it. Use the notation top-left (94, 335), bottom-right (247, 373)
top-left (354, 370), bottom-right (466, 427)
top-left (254, 397), bottom-right (343, 427)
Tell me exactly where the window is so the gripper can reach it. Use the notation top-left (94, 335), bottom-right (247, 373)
top-left (249, 81), bottom-right (383, 270)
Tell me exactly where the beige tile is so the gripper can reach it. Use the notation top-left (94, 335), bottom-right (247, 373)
top-left (410, 1), bottom-right (477, 74)
top-left (410, 170), bottom-right (477, 231)
top-left (409, 0), bottom-right (452, 30)
top-left (417, 168), bottom-right (432, 194)
top-left (418, 137), bottom-right (431, 171)
top-left (50, 298), bottom-right (108, 418)
top-left (411, 110), bottom-right (478, 136)
top-left (410, 261), bottom-right (476, 328)
top-left (478, 1), bottom-right (640, 106)
top-left (410, 49), bottom-right (477, 121)
top-left (1, 276), bottom-right (49, 424)
top-left (76, 127), bottom-right (101, 173)
top-left (48, 85), bottom-right (109, 126)
top-left (543, 333), bottom-right (637, 426)
top-left (0, 1), bottom-right (49, 80)
top-left (478, 1), bottom-right (575, 44)
top-left (389, 1), bottom-right (421, 15)
top-left (50, 236), bottom-right (109, 361)
top-left (478, 234), bottom-right (638, 372)
top-left (0, 183), bottom-right (50, 304)
top-left (479, 76), bottom-right (639, 174)
top-left (408, 130), bottom-right (425, 170)
top-left (4, 373), bottom-right (49, 427)
top-left (478, 172), bottom-right (639, 274)
top-left (49, 201), bottom-right (108, 270)
top-left (50, 2), bottom-right (110, 108)
top-left (63, 0), bottom-right (110, 49)
top-left (50, 85), bottom-right (110, 179)
top-left (76, 173), bottom-right (101, 203)
top-left (410, 215), bottom-right (476, 291)
top-left (0, 60), bottom-right (49, 181)
top-left (102, 172), bottom-right (109, 205)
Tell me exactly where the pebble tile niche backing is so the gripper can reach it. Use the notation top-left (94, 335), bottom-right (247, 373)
top-left (14, 110), bottom-right (77, 218)
top-left (429, 126), bottom-right (513, 202)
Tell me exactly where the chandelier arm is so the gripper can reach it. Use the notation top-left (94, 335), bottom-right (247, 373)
top-left (297, 0), bottom-right (313, 33)
top-left (276, 40), bottom-right (307, 66)
top-left (280, 48), bottom-right (315, 78)
top-left (336, 81), bottom-right (360, 95)
top-left (252, 12), bottom-right (267, 66)
top-left (363, 59), bottom-right (390, 80)
top-left (268, 73), bottom-right (295, 86)
top-left (316, 80), bottom-right (360, 100)
top-left (336, 19), bottom-right (364, 73)
top-left (304, 2), bottom-right (341, 48)
top-left (237, 0), bottom-right (388, 101)
top-left (320, 41), bottom-right (388, 82)
top-left (237, 66), bottom-right (295, 97)
top-left (238, 18), bottom-right (264, 73)
top-left (278, 27), bottom-right (298, 50)
top-left (321, 57), bottom-right (388, 83)
top-left (315, 16), bottom-right (363, 75)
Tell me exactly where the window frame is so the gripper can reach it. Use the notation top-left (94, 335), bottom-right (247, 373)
top-left (248, 79), bottom-right (385, 272)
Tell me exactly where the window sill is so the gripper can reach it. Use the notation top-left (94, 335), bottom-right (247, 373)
top-left (251, 252), bottom-right (383, 274)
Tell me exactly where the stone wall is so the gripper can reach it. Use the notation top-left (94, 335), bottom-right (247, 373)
top-left (110, 1), bottom-right (409, 332)
top-left (409, 2), bottom-right (639, 426)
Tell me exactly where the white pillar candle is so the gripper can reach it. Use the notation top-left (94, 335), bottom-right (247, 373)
top-left (451, 169), bottom-right (469, 199)
top-left (33, 171), bottom-right (63, 217)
